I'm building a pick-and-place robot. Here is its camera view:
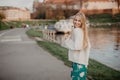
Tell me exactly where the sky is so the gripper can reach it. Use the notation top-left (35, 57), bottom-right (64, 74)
top-left (0, 0), bottom-right (44, 12)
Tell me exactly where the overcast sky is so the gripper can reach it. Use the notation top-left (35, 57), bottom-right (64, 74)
top-left (0, 0), bottom-right (43, 12)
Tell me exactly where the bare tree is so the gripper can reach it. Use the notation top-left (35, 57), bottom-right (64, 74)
top-left (63, 0), bottom-right (76, 18)
top-left (54, 4), bottom-right (65, 20)
top-left (115, 0), bottom-right (120, 12)
top-left (0, 12), bottom-right (5, 29)
top-left (45, 6), bottom-right (54, 19)
top-left (79, 0), bottom-right (83, 9)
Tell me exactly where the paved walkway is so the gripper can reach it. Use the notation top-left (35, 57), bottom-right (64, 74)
top-left (0, 28), bottom-right (71, 80)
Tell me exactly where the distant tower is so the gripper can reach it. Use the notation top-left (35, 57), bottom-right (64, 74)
top-left (33, 0), bottom-right (39, 12)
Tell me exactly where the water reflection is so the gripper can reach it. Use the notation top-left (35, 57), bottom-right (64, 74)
top-left (44, 27), bottom-right (120, 52)
top-left (111, 26), bottom-right (120, 50)
top-left (86, 26), bottom-right (120, 71)
top-left (90, 27), bottom-right (120, 51)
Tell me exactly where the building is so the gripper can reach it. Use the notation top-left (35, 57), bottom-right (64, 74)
top-left (0, 6), bottom-right (31, 21)
top-left (43, 0), bottom-right (119, 15)
top-left (81, 0), bottom-right (119, 15)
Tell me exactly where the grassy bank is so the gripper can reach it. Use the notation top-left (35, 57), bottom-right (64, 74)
top-left (37, 41), bottom-right (120, 80)
top-left (0, 20), bottom-right (56, 30)
top-left (26, 28), bottom-right (43, 38)
top-left (26, 28), bottom-right (120, 80)
top-left (1, 13), bottom-right (120, 30)
top-left (87, 13), bottom-right (120, 23)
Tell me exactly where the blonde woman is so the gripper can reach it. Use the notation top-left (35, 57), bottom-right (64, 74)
top-left (62, 12), bottom-right (91, 80)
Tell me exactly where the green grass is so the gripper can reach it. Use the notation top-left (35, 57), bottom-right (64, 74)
top-left (37, 41), bottom-right (120, 80)
top-left (26, 28), bottom-right (43, 38)
top-left (0, 20), bottom-right (56, 30)
top-left (37, 41), bottom-right (72, 67)
top-left (1, 14), bottom-right (120, 30)
top-left (87, 13), bottom-right (120, 23)
top-left (88, 59), bottom-right (120, 80)
top-left (0, 22), bottom-right (10, 30)
top-left (26, 28), bottom-right (120, 80)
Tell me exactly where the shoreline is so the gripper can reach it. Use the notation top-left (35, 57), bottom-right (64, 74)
top-left (90, 22), bottom-right (120, 27)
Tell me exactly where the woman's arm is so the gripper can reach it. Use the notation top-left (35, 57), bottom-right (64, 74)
top-left (62, 28), bottom-right (83, 50)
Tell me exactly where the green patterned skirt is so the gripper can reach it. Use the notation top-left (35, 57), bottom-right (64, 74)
top-left (71, 63), bottom-right (87, 80)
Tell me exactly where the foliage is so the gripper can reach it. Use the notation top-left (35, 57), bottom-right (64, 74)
top-left (87, 13), bottom-right (120, 23)
top-left (115, 0), bottom-right (120, 12)
top-left (0, 12), bottom-right (5, 29)
top-left (0, 12), bottom-right (5, 21)
top-left (0, 20), bottom-right (56, 30)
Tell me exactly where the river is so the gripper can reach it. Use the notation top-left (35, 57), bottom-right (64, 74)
top-left (88, 27), bottom-right (120, 71)
top-left (44, 25), bottom-right (120, 71)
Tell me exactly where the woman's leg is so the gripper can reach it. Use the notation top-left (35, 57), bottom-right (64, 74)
top-left (71, 62), bottom-right (87, 80)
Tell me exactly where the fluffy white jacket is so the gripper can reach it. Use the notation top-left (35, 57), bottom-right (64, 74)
top-left (62, 28), bottom-right (91, 67)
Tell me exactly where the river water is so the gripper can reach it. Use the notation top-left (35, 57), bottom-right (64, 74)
top-left (44, 25), bottom-right (120, 71)
top-left (88, 27), bottom-right (120, 71)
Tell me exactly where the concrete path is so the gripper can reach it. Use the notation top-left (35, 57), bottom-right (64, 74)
top-left (0, 28), bottom-right (71, 80)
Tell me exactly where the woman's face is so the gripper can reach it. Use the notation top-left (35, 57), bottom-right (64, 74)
top-left (73, 15), bottom-right (82, 28)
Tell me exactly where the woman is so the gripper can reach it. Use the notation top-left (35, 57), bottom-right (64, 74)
top-left (62, 12), bottom-right (91, 80)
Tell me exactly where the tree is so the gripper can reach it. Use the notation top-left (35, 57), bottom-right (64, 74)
top-left (63, 0), bottom-right (75, 18)
top-left (52, 4), bottom-right (65, 20)
top-left (0, 12), bottom-right (5, 21)
top-left (115, 0), bottom-right (120, 12)
top-left (0, 12), bottom-right (5, 29)
top-left (45, 6), bottom-right (54, 19)
top-left (79, 0), bottom-right (83, 9)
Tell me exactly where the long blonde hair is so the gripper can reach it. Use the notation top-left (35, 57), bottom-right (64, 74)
top-left (74, 12), bottom-right (89, 49)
